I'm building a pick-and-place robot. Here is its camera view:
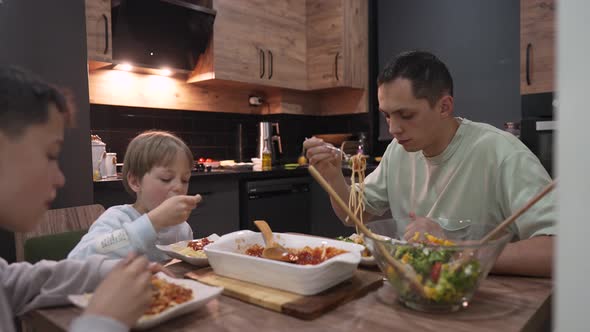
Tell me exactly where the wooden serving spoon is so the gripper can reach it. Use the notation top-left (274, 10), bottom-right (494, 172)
top-left (254, 220), bottom-right (293, 262)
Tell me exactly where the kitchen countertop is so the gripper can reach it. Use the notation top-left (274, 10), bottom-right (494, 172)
top-left (93, 165), bottom-right (379, 185)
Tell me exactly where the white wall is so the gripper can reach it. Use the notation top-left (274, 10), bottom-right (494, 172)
top-left (555, 1), bottom-right (590, 331)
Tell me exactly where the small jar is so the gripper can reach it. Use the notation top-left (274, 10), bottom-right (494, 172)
top-left (504, 122), bottom-right (520, 138)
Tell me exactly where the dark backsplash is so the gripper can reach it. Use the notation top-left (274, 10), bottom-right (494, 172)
top-left (90, 104), bottom-right (369, 163)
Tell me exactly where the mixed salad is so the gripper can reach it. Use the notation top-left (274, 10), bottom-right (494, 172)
top-left (384, 232), bottom-right (481, 304)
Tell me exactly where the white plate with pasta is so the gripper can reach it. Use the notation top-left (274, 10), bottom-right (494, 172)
top-left (156, 234), bottom-right (220, 266)
top-left (336, 233), bottom-right (377, 266)
top-left (68, 272), bottom-right (223, 330)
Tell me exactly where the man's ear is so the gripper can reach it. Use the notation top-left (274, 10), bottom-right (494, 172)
top-left (438, 95), bottom-right (454, 118)
top-left (127, 173), bottom-right (141, 193)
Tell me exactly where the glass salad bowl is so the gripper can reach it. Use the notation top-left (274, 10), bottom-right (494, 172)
top-left (364, 219), bottom-right (513, 312)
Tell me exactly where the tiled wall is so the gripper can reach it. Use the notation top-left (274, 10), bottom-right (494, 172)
top-left (90, 104), bottom-right (369, 163)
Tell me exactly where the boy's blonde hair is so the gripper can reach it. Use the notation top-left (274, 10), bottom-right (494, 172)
top-left (122, 130), bottom-right (193, 197)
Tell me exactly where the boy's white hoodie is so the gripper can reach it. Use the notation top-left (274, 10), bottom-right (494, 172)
top-left (68, 204), bottom-right (193, 262)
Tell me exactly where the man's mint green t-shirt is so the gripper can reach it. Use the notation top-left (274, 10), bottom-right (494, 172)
top-left (363, 118), bottom-right (556, 240)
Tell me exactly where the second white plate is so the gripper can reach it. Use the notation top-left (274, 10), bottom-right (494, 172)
top-left (156, 234), bottom-right (220, 267)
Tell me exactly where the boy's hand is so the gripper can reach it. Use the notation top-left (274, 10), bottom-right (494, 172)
top-left (84, 254), bottom-right (152, 327)
top-left (148, 194), bottom-right (202, 231)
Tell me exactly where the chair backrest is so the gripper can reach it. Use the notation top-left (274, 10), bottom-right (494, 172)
top-left (14, 204), bottom-right (105, 262)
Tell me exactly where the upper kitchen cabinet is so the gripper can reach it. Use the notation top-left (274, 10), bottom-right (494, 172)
top-left (263, 1), bottom-right (307, 90)
top-left (307, 0), bottom-right (368, 90)
top-left (85, 0), bottom-right (112, 62)
top-left (520, 0), bottom-right (555, 94)
top-left (188, 0), bottom-right (307, 90)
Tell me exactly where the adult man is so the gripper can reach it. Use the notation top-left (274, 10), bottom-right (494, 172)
top-left (305, 51), bottom-right (555, 277)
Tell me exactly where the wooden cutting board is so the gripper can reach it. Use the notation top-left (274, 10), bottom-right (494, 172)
top-left (185, 268), bottom-right (383, 320)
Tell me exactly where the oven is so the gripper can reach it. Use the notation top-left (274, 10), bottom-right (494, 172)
top-left (521, 93), bottom-right (555, 177)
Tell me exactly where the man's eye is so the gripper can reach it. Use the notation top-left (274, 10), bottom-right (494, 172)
top-left (401, 114), bottom-right (414, 120)
top-left (160, 178), bottom-right (172, 183)
top-left (47, 154), bottom-right (59, 161)
top-left (181, 179), bottom-right (189, 184)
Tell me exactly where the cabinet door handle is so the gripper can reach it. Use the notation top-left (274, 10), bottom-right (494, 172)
top-left (335, 52), bottom-right (340, 81)
top-left (259, 49), bottom-right (265, 79)
top-left (268, 50), bottom-right (273, 79)
top-left (526, 43), bottom-right (532, 86)
top-left (102, 14), bottom-right (109, 55)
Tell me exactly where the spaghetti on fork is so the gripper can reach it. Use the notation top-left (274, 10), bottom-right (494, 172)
top-left (347, 153), bottom-right (367, 236)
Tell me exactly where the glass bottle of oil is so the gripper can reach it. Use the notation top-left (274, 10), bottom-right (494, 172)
top-left (262, 141), bottom-right (272, 171)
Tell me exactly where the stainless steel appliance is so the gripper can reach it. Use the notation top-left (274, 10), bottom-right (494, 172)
top-left (241, 177), bottom-right (311, 234)
top-left (521, 93), bottom-right (555, 177)
top-left (257, 122), bottom-right (282, 165)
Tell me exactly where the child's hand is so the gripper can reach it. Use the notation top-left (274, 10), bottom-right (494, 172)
top-left (84, 254), bottom-right (152, 327)
top-left (148, 194), bottom-right (202, 231)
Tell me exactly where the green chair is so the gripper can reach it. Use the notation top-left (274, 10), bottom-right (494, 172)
top-left (15, 204), bottom-right (105, 262)
top-left (23, 230), bottom-right (89, 263)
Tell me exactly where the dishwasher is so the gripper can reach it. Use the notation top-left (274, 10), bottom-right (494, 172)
top-left (240, 177), bottom-right (311, 234)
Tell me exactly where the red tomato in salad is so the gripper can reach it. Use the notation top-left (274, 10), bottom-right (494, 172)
top-left (431, 262), bottom-right (442, 283)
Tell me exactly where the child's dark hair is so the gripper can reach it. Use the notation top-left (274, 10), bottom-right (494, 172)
top-left (377, 51), bottom-right (453, 107)
top-left (0, 66), bottom-right (74, 138)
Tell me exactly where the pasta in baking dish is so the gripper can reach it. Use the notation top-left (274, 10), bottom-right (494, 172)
top-left (244, 244), bottom-right (348, 265)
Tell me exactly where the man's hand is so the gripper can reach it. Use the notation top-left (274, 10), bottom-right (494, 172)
top-left (403, 212), bottom-right (445, 241)
top-left (303, 137), bottom-right (356, 224)
top-left (148, 194), bottom-right (202, 231)
top-left (84, 254), bottom-right (153, 327)
top-left (303, 137), bottom-right (342, 178)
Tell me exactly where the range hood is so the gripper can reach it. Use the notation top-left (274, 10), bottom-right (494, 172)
top-left (111, 0), bottom-right (216, 74)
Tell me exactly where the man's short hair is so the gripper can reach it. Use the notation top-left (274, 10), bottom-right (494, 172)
top-left (0, 66), bottom-right (74, 138)
top-left (377, 51), bottom-right (453, 107)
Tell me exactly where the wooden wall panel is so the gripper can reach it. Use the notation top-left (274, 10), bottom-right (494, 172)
top-left (89, 69), bottom-right (262, 114)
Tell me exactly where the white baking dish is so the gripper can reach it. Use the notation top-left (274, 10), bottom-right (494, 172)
top-left (204, 230), bottom-right (364, 295)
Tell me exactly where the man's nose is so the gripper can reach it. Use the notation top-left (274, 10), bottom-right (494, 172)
top-left (389, 119), bottom-right (403, 135)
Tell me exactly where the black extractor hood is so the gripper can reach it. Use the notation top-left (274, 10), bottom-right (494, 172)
top-left (111, 0), bottom-right (216, 73)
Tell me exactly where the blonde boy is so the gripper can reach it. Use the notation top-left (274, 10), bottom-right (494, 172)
top-left (69, 131), bottom-right (201, 261)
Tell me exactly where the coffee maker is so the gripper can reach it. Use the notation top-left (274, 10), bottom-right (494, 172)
top-left (257, 122), bottom-right (282, 164)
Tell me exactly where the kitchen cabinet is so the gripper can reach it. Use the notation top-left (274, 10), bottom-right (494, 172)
top-left (187, 177), bottom-right (240, 238)
top-left (85, 0), bottom-right (112, 62)
top-left (520, 0), bottom-right (555, 94)
top-left (189, 0), bottom-right (307, 90)
top-left (309, 181), bottom-right (352, 238)
top-left (307, 0), bottom-right (368, 90)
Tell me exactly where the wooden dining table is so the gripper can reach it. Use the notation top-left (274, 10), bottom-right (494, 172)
top-left (25, 260), bottom-right (552, 332)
